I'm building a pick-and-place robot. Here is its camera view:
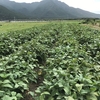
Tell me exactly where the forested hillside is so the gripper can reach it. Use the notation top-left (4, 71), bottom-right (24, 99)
top-left (0, 0), bottom-right (100, 20)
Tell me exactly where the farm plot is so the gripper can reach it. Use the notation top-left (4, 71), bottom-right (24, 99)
top-left (0, 21), bottom-right (48, 33)
top-left (0, 22), bottom-right (100, 100)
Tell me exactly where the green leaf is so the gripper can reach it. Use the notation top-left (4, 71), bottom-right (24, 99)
top-left (16, 93), bottom-right (23, 98)
top-left (41, 92), bottom-right (50, 95)
top-left (11, 92), bottom-right (16, 96)
top-left (0, 74), bottom-right (9, 78)
top-left (3, 80), bottom-right (11, 84)
top-left (29, 91), bottom-right (34, 97)
top-left (0, 68), bottom-right (4, 71)
top-left (75, 84), bottom-right (84, 92)
top-left (67, 96), bottom-right (74, 100)
top-left (86, 93), bottom-right (97, 100)
top-left (2, 95), bottom-right (17, 100)
top-left (35, 88), bottom-right (41, 93)
top-left (18, 81), bottom-right (28, 90)
top-left (2, 84), bottom-right (13, 88)
top-left (2, 95), bottom-right (11, 100)
top-left (58, 82), bottom-right (63, 87)
top-left (81, 89), bottom-right (88, 94)
top-left (64, 87), bottom-right (70, 94)
top-left (39, 95), bottom-right (44, 100)
top-left (85, 79), bottom-right (92, 83)
top-left (0, 63), bottom-right (3, 66)
top-left (94, 65), bottom-right (100, 71)
top-left (0, 91), bottom-right (4, 97)
top-left (14, 83), bottom-right (19, 88)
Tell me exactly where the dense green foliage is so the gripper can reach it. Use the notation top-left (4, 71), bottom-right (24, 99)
top-left (0, 22), bottom-right (100, 100)
top-left (0, 5), bottom-right (27, 20)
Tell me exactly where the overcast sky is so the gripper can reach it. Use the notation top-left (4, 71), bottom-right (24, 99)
top-left (10, 0), bottom-right (100, 14)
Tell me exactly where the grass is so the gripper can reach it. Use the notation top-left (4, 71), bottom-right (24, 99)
top-left (0, 21), bottom-right (48, 33)
top-left (0, 20), bottom-right (99, 34)
top-left (0, 20), bottom-right (82, 33)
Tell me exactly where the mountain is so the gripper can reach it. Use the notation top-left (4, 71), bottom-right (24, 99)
top-left (32, 0), bottom-right (76, 19)
top-left (0, 0), bottom-right (100, 20)
top-left (0, 0), bottom-right (39, 17)
top-left (31, 0), bottom-right (100, 19)
top-left (0, 5), bottom-right (27, 20)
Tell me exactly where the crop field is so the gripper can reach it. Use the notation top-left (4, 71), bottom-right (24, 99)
top-left (0, 21), bottom-right (100, 100)
top-left (0, 21), bottom-right (48, 33)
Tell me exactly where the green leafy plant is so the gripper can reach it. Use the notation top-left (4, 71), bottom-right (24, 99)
top-left (0, 22), bottom-right (100, 100)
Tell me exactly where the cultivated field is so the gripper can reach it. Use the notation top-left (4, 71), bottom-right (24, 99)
top-left (0, 21), bottom-right (48, 33)
top-left (0, 21), bottom-right (100, 100)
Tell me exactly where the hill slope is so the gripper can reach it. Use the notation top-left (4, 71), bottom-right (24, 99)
top-left (0, 5), bottom-right (27, 20)
top-left (0, 0), bottom-right (39, 17)
top-left (0, 0), bottom-right (100, 20)
top-left (31, 0), bottom-right (100, 19)
top-left (31, 0), bottom-right (76, 19)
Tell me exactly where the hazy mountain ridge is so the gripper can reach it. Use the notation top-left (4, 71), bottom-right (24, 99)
top-left (0, 0), bottom-right (100, 20)
top-left (0, 0), bottom-right (39, 16)
top-left (0, 5), bottom-right (27, 20)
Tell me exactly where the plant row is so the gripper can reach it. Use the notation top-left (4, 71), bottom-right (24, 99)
top-left (0, 22), bottom-right (100, 100)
